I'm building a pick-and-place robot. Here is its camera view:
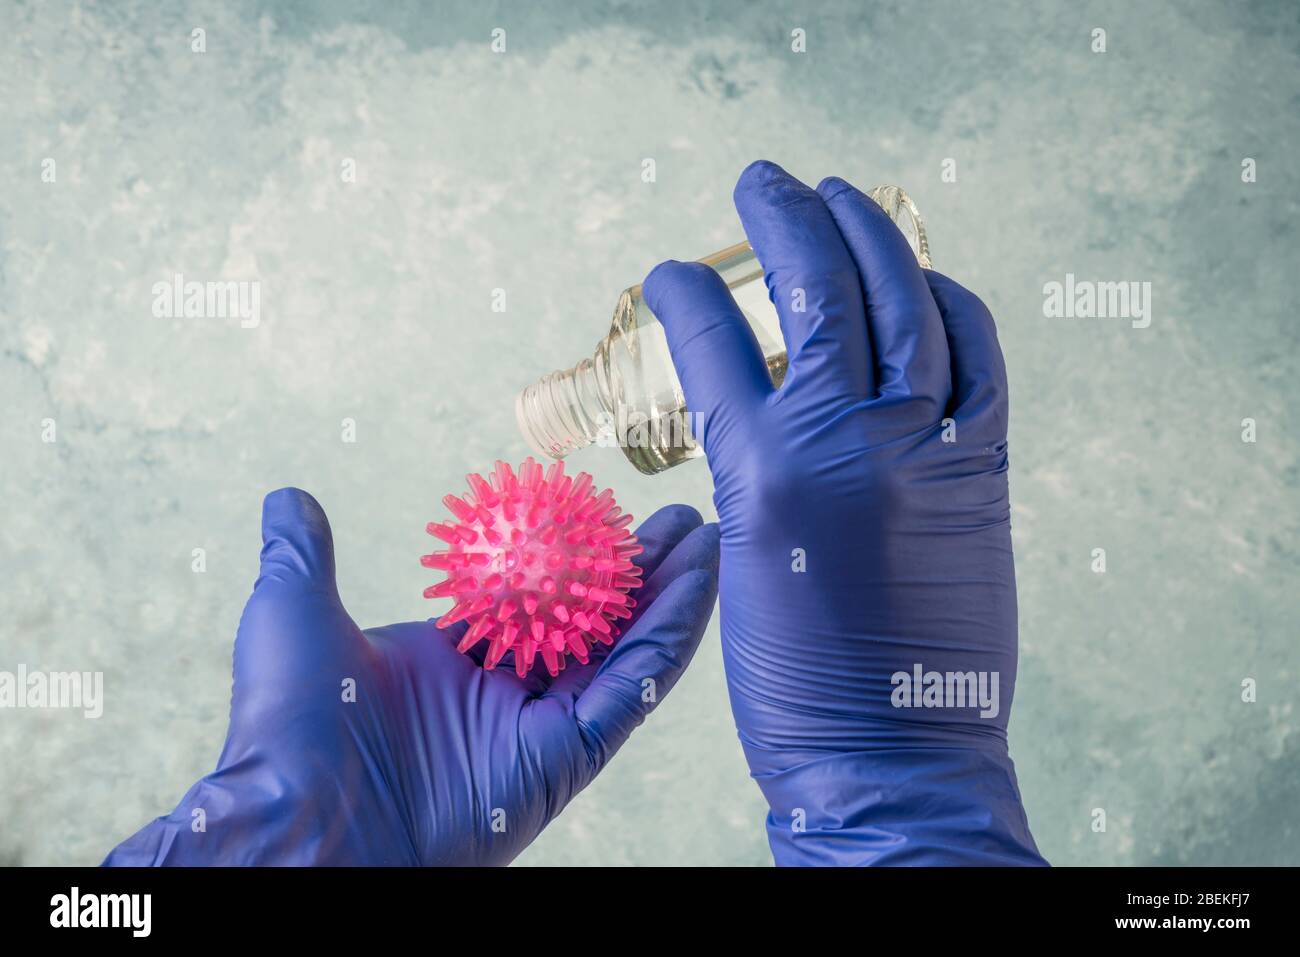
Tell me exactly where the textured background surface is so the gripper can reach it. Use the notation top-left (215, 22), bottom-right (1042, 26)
top-left (1, 0), bottom-right (1296, 866)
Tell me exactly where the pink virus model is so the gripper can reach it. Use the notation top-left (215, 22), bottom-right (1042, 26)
top-left (422, 458), bottom-right (643, 678)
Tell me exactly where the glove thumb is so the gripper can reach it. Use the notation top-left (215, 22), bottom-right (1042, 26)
top-left (228, 488), bottom-right (350, 739)
top-left (255, 487), bottom-right (339, 597)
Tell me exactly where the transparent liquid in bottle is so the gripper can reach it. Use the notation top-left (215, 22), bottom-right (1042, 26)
top-left (516, 186), bottom-right (931, 475)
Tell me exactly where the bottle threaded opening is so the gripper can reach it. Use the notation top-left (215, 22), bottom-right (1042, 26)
top-left (515, 358), bottom-right (608, 461)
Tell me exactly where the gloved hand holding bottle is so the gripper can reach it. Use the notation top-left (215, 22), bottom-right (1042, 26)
top-left (103, 489), bottom-right (718, 865)
top-left (643, 161), bottom-right (1046, 865)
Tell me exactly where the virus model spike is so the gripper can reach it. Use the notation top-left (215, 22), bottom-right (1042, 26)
top-left (421, 458), bottom-right (641, 678)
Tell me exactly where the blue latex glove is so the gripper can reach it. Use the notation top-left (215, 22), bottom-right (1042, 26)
top-left (103, 489), bottom-right (718, 865)
top-left (643, 161), bottom-right (1046, 865)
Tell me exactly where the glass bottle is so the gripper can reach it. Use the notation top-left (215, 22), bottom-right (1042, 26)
top-left (516, 185), bottom-right (931, 475)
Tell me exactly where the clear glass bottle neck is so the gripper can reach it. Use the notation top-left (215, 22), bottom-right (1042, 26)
top-left (515, 339), bottom-right (614, 460)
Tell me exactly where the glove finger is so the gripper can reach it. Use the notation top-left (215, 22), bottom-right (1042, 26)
top-left (629, 503), bottom-right (704, 580)
top-left (232, 488), bottom-right (355, 730)
top-left (642, 260), bottom-right (771, 466)
top-left (733, 160), bottom-right (873, 407)
top-left (570, 566), bottom-right (718, 775)
top-left (545, 521), bottom-right (719, 701)
top-left (256, 487), bottom-right (339, 596)
top-left (817, 176), bottom-right (952, 429)
top-left (925, 269), bottom-right (1009, 446)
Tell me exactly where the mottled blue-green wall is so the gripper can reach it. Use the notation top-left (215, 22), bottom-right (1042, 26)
top-left (1, 0), bottom-right (1296, 865)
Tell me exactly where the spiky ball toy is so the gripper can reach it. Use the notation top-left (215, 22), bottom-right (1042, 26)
top-left (422, 458), bottom-right (643, 678)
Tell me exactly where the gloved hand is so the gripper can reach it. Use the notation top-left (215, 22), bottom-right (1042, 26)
top-left (103, 488), bottom-right (718, 865)
top-left (643, 161), bottom-right (1046, 865)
